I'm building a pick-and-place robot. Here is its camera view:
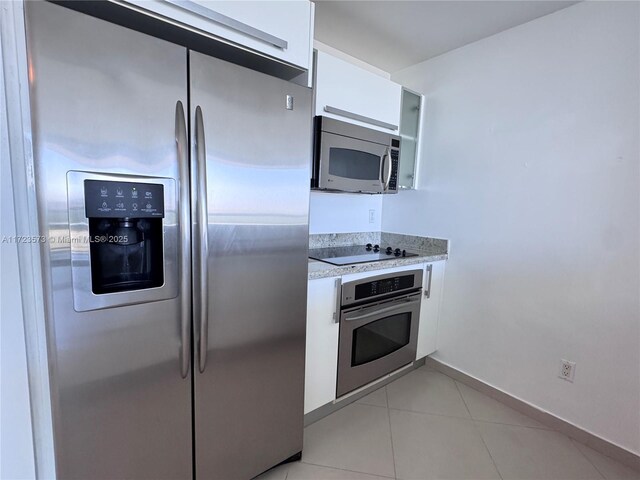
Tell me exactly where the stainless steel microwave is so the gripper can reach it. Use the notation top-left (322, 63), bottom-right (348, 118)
top-left (312, 116), bottom-right (400, 194)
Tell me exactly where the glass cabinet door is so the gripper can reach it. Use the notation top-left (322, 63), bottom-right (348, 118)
top-left (398, 88), bottom-right (422, 189)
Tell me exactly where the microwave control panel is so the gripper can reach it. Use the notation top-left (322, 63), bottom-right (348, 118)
top-left (388, 148), bottom-right (399, 191)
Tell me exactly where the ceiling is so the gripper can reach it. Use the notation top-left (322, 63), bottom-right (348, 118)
top-left (314, 1), bottom-right (579, 73)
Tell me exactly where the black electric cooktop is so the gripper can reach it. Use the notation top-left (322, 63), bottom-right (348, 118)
top-left (309, 244), bottom-right (419, 266)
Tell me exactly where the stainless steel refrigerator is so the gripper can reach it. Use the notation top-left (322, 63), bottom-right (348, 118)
top-left (24, 2), bottom-right (310, 478)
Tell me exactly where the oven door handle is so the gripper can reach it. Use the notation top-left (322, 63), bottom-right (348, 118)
top-left (344, 294), bottom-right (421, 323)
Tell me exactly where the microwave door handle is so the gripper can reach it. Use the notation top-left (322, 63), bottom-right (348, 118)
top-left (382, 148), bottom-right (392, 190)
top-left (378, 150), bottom-right (385, 188)
top-left (345, 295), bottom-right (421, 322)
top-left (195, 106), bottom-right (209, 374)
top-left (176, 101), bottom-right (191, 379)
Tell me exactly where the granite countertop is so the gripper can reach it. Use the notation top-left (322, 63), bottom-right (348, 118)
top-left (308, 232), bottom-right (449, 280)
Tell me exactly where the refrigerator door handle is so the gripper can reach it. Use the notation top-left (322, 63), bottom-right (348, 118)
top-left (195, 106), bottom-right (209, 373)
top-left (176, 101), bottom-right (191, 379)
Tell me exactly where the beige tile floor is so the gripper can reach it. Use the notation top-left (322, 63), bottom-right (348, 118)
top-left (257, 365), bottom-right (639, 480)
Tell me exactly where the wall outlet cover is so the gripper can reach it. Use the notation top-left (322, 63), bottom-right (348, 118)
top-left (559, 359), bottom-right (576, 382)
top-left (368, 209), bottom-right (376, 224)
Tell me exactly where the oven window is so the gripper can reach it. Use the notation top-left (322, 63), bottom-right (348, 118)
top-left (351, 313), bottom-right (411, 366)
top-left (328, 148), bottom-right (381, 181)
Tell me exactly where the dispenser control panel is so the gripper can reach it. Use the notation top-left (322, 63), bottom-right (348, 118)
top-left (84, 180), bottom-right (164, 218)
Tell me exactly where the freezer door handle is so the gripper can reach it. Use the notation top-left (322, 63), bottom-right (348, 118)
top-left (195, 106), bottom-right (209, 374)
top-left (176, 101), bottom-right (191, 379)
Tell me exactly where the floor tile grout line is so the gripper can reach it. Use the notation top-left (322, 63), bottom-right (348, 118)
top-left (384, 403), bottom-right (556, 432)
top-left (568, 439), bottom-right (608, 480)
top-left (385, 386), bottom-right (398, 480)
top-left (453, 378), bottom-right (473, 418)
top-left (385, 405), bottom-right (469, 421)
top-left (454, 380), bottom-right (504, 480)
top-left (299, 459), bottom-right (395, 479)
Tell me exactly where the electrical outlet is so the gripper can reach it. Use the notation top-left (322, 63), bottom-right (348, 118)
top-left (558, 359), bottom-right (576, 382)
top-left (368, 209), bottom-right (376, 224)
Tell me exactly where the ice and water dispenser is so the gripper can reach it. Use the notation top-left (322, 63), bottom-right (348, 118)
top-left (84, 180), bottom-right (164, 294)
top-left (67, 172), bottom-right (177, 312)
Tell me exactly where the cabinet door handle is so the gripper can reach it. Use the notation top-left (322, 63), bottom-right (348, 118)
top-left (424, 264), bottom-right (433, 299)
top-left (333, 278), bottom-right (342, 324)
top-left (165, 0), bottom-right (288, 50)
top-left (324, 106), bottom-right (398, 131)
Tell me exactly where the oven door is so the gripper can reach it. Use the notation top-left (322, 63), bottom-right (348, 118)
top-left (337, 292), bottom-right (421, 397)
top-left (318, 132), bottom-right (391, 194)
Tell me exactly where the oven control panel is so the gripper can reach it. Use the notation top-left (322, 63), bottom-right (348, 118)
top-left (342, 268), bottom-right (424, 307)
top-left (355, 274), bottom-right (414, 300)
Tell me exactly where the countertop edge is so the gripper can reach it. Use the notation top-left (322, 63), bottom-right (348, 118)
top-left (308, 253), bottom-right (448, 280)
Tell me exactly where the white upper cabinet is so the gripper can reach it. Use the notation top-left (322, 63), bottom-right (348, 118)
top-left (122, 1), bottom-right (314, 70)
top-left (314, 50), bottom-right (402, 133)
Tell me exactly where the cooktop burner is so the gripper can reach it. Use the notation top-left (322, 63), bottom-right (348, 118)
top-left (309, 243), bottom-right (419, 266)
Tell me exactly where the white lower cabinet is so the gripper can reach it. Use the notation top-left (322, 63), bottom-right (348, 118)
top-left (416, 261), bottom-right (446, 359)
top-left (304, 276), bottom-right (340, 414)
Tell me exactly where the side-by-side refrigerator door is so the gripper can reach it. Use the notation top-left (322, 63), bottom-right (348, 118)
top-left (189, 51), bottom-right (312, 480)
top-left (24, 2), bottom-right (192, 479)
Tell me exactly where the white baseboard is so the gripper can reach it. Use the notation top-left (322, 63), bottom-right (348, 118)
top-left (425, 357), bottom-right (640, 473)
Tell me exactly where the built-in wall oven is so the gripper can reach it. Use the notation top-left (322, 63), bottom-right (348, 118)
top-left (337, 269), bottom-right (423, 397)
top-left (312, 116), bottom-right (400, 194)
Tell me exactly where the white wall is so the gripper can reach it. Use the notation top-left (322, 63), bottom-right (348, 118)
top-left (314, 40), bottom-right (391, 79)
top-left (385, 1), bottom-right (640, 455)
top-left (309, 192), bottom-right (382, 234)
top-left (1, 53), bottom-right (37, 478)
